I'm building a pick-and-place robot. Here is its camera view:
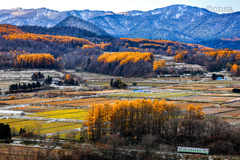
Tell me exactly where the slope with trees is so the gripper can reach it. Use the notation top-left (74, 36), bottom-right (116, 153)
top-left (84, 99), bottom-right (240, 155)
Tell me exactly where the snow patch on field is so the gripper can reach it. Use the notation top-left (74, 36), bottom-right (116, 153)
top-left (0, 110), bottom-right (24, 115)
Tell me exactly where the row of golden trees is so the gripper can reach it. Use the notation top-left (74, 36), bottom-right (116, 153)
top-left (84, 99), bottom-right (204, 141)
top-left (15, 53), bottom-right (55, 69)
top-left (0, 24), bottom-right (23, 35)
top-left (3, 32), bottom-right (94, 46)
top-left (97, 51), bottom-right (167, 72)
top-left (97, 52), bottom-right (154, 65)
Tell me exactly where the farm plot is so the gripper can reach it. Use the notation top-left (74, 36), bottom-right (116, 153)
top-left (0, 119), bottom-right (81, 134)
top-left (201, 93), bottom-right (240, 97)
top-left (2, 120), bottom-right (44, 130)
top-left (175, 102), bottom-right (216, 110)
top-left (40, 123), bottom-right (82, 135)
top-left (107, 92), bottom-right (197, 99)
top-left (225, 101), bottom-right (240, 108)
top-left (58, 131), bottom-right (81, 140)
top-left (224, 119), bottom-right (240, 125)
top-left (41, 98), bottom-right (117, 107)
top-left (30, 109), bottom-right (88, 120)
top-left (166, 86), bottom-right (207, 91)
top-left (214, 110), bottom-right (240, 118)
top-left (25, 108), bottom-right (61, 113)
top-left (202, 81), bottom-right (240, 85)
top-left (0, 81), bottom-right (13, 89)
top-left (186, 83), bottom-right (226, 87)
top-left (202, 107), bottom-right (237, 115)
top-left (12, 106), bottom-right (46, 110)
top-left (2, 97), bottom-right (72, 105)
top-left (134, 82), bottom-right (174, 87)
top-left (178, 96), bottom-right (239, 103)
top-left (208, 88), bottom-right (234, 92)
top-left (84, 90), bottom-right (125, 94)
top-left (0, 119), bottom-right (24, 124)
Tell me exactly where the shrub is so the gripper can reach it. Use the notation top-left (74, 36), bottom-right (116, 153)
top-left (132, 82), bottom-right (137, 86)
top-left (10, 96), bottom-right (16, 100)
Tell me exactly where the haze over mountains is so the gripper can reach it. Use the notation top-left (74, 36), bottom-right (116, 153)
top-left (0, 5), bottom-right (240, 48)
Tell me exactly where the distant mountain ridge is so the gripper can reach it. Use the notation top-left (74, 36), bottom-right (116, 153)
top-left (0, 5), bottom-right (240, 46)
top-left (54, 16), bottom-right (109, 36)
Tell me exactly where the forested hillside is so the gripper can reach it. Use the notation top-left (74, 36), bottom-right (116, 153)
top-left (18, 25), bottom-right (114, 44)
top-left (1, 24), bottom-right (240, 77)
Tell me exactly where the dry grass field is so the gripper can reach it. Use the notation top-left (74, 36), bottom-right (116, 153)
top-left (202, 107), bottom-right (237, 115)
top-left (178, 96), bottom-right (239, 103)
top-left (225, 101), bottom-right (240, 108)
top-left (215, 110), bottom-right (240, 118)
top-left (12, 106), bottom-right (46, 110)
top-left (2, 97), bottom-right (72, 105)
top-left (201, 93), bottom-right (240, 97)
top-left (209, 88), bottom-right (234, 92)
top-left (41, 98), bottom-right (118, 107)
top-left (165, 86), bottom-right (207, 90)
top-left (175, 102), bottom-right (216, 110)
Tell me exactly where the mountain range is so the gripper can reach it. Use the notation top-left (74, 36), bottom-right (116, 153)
top-left (0, 5), bottom-right (240, 47)
top-left (54, 16), bottom-right (108, 36)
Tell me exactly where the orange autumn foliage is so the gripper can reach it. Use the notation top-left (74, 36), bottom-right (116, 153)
top-left (120, 38), bottom-right (174, 44)
top-left (97, 52), bottom-right (153, 65)
top-left (15, 53), bottom-right (55, 68)
top-left (84, 99), bottom-right (176, 139)
top-left (65, 74), bottom-right (74, 82)
top-left (3, 32), bottom-right (94, 46)
top-left (230, 64), bottom-right (240, 76)
top-left (187, 104), bottom-right (204, 119)
top-left (174, 53), bottom-right (184, 62)
top-left (202, 49), bottom-right (240, 60)
top-left (0, 24), bottom-right (23, 35)
top-left (82, 42), bottom-right (112, 50)
top-left (153, 60), bottom-right (166, 71)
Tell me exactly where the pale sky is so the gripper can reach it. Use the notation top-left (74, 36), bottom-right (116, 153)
top-left (1, 0), bottom-right (240, 13)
